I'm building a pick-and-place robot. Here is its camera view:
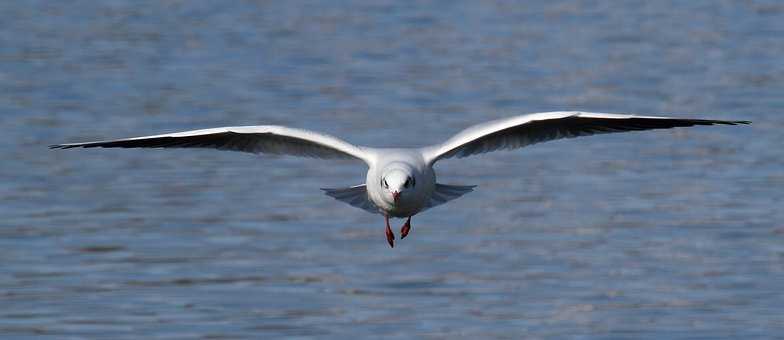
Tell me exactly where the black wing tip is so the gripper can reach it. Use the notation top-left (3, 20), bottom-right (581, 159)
top-left (712, 120), bottom-right (751, 125)
top-left (685, 119), bottom-right (751, 126)
top-left (50, 143), bottom-right (94, 149)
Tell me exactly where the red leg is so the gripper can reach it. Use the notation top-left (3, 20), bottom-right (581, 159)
top-left (385, 215), bottom-right (394, 248)
top-left (400, 217), bottom-right (411, 239)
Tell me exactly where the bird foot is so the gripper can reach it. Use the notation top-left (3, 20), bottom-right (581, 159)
top-left (400, 217), bottom-right (411, 239)
top-left (384, 215), bottom-right (394, 248)
top-left (385, 225), bottom-right (395, 248)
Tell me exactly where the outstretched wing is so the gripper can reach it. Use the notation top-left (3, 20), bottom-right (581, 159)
top-left (51, 125), bottom-right (373, 164)
top-left (422, 111), bottom-right (749, 164)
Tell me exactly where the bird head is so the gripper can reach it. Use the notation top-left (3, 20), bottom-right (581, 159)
top-left (381, 169), bottom-right (415, 205)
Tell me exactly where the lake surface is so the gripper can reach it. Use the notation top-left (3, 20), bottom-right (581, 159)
top-left (2, 1), bottom-right (783, 338)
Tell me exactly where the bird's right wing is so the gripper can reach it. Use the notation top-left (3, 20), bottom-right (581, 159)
top-left (51, 125), bottom-right (374, 165)
top-left (421, 111), bottom-right (749, 165)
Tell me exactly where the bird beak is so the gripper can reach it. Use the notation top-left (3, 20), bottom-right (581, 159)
top-left (392, 191), bottom-right (400, 204)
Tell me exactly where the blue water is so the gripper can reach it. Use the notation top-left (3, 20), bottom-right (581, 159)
top-left (2, 1), bottom-right (783, 338)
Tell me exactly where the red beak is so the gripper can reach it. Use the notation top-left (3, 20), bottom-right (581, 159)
top-left (392, 191), bottom-right (401, 204)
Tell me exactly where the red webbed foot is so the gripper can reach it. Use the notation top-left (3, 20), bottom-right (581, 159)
top-left (384, 215), bottom-right (395, 248)
top-left (400, 217), bottom-right (411, 239)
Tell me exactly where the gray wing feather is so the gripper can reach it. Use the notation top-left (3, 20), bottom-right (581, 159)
top-left (51, 125), bottom-right (372, 163)
top-left (423, 112), bottom-right (749, 163)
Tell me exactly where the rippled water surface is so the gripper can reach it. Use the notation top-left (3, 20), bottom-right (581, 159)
top-left (2, 1), bottom-right (783, 338)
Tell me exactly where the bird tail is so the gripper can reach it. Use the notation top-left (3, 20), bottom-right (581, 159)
top-left (421, 183), bottom-right (476, 212)
top-left (321, 185), bottom-right (381, 214)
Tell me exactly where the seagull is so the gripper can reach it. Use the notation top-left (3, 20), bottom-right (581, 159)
top-left (52, 111), bottom-right (749, 247)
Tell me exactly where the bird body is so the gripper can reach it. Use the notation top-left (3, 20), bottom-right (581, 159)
top-left (52, 111), bottom-right (749, 247)
top-left (365, 149), bottom-right (436, 218)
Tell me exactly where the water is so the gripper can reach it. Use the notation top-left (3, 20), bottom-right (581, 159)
top-left (2, 1), bottom-right (783, 338)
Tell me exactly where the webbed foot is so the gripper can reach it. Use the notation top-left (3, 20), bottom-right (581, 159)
top-left (385, 215), bottom-right (395, 248)
top-left (400, 217), bottom-right (411, 239)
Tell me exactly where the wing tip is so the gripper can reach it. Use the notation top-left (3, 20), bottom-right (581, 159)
top-left (49, 144), bottom-right (72, 149)
top-left (50, 143), bottom-right (95, 149)
top-left (662, 119), bottom-right (750, 126)
top-left (708, 120), bottom-right (751, 125)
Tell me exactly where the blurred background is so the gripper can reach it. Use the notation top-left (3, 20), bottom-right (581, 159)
top-left (2, 1), bottom-right (783, 338)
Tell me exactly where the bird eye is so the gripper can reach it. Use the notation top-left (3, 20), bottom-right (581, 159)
top-left (404, 178), bottom-right (410, 188)
top-left (382, 179), bottom-right (388, 188)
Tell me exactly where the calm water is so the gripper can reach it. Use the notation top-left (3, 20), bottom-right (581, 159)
top-left (2, 1), bottom-right (783, 339)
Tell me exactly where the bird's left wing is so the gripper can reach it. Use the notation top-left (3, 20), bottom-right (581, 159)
top-left (51, 125), bottom-right (374, 164)
top-left (421, 111), bottom-right (749, 164)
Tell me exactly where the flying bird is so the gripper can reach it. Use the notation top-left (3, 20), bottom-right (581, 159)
top-left (52, 111), bottom-right (749, 247)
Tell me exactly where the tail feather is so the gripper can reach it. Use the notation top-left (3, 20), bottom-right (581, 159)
top-left (321, 185), bottom-right (380, 214)
top-left (422, 183), bottom-right (476, 212)
top-left (323, 183), bottom-right (476, 215)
